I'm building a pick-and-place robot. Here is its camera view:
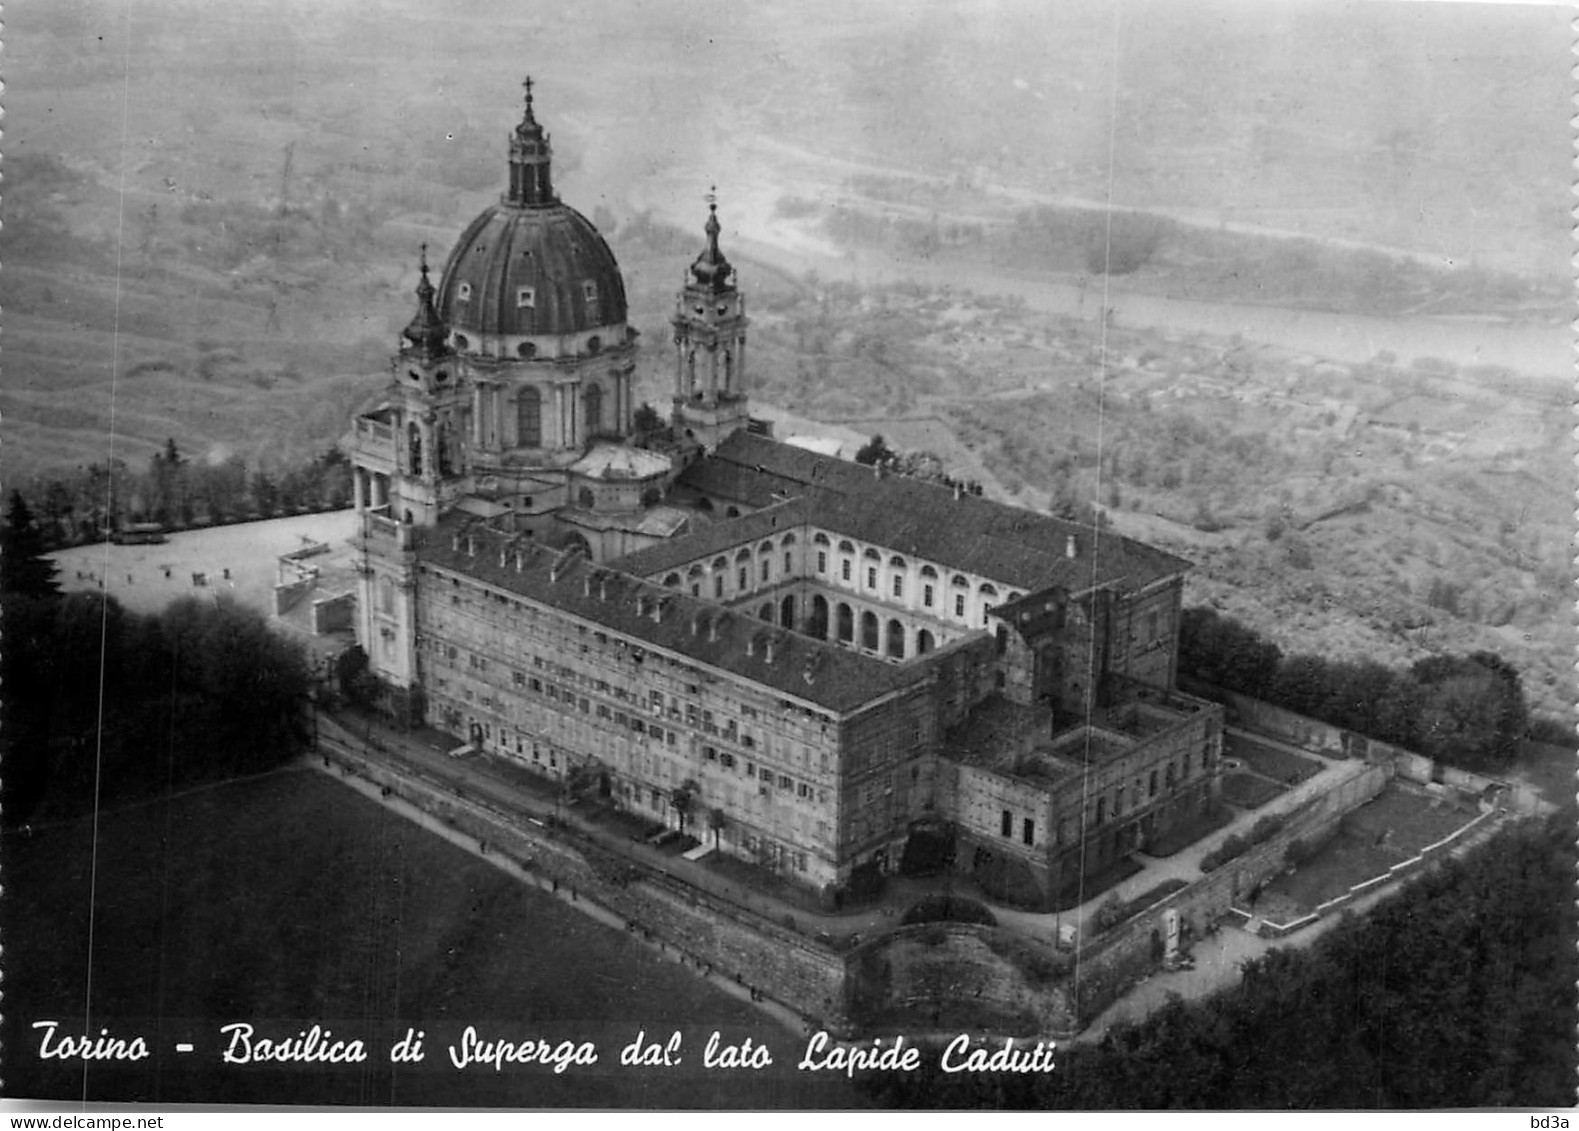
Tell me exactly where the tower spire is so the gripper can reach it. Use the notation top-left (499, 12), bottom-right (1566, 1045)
top-left (688, 188), bottom-right (733, 292)
top-left (506, 74), bottom-right (555, 207)
top-left (402, 242), bottom-right (449, 357)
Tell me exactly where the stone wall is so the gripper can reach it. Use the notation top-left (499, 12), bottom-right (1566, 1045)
top-left (320, 742), bottom-right (852, 1030)
top-left (1071, 761), bottom-right (1388, 1025)
top-left (848, 923), bottom-right (1077, 1037)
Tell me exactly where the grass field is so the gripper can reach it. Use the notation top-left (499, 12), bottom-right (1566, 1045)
top-left (1265, 782), bottom-right (1482, 913)
top-left (1225, 735), bottom-right (1326, 787)
top-left (1220, 772), bottom-right (1286, 811)
top-left (2, 770), bottom-right (860, 1109)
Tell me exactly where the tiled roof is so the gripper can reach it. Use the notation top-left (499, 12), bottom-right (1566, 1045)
top-left (671, 433), bottom-right (1190, 594)
top-left (419, 515), bottom-right (927, 715)
top-left (611, 498), bottom-right (808, 578)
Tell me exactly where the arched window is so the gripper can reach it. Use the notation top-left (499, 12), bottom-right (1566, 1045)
top-left (886, 619), bottom-right (905, 659)
top-left (735, 548), bottom-right (752, 563)
top-left (758, 602), bottom-right (773, 622)
top-left (712, 556), bottom-right (728, 571)
top-left (583, 384), bottom-right (603, 434)
top-left (952, 574), bottom-right (970, 588)
top-left (407, 423), bottom-right (423, 476)
top-left (688, 563), bottom-right (704, 579)
top-left (863, 548), bottom-right (881, 561)
top-left (889, 556), bottom-right (906, 569)
top-left (436, 421), bottom-right (452, 475)
top-left (837, 603), bottom-right (854, 643)
top-left (517, 388), bottom-right (542, 448)
top-left (664, 573), bottom-right (682, 588)
top-left (780, 595), bottom-right (795, 628)
top-left (979, 583), bottom-right (998, 598)
top-left (917, 629), bottom-right (935, 655)
top-left (813, 533), bottom-right (830, 546)
top-left (781, 533), bottom-right (797, 546)
top-left (838, 540), bottom-right (855, 554)
top-left (811, 595), bottom-right (830, 639)
top-left (759, 541), bottom-right (774, 555)
top-left (861, 611), bottom-right (879, 651)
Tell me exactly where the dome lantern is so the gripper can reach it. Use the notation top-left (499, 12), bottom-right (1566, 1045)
top-left (506, 75), bottom-right (556, 208)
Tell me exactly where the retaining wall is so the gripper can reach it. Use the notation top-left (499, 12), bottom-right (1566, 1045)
top-left (321, 742), bottom-right (852, 1031)
top-left (1072, 761), bottom-right (1388, 1025)
top-left (848, 923), bottom-right (1077, 1037)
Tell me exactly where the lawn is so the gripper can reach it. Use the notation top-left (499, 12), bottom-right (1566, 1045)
top-left (2, 770), bottom-right (860, 1109)
top-left (1220, 771), bottom-right (1286, 810)
top-left (1264, 782), bottom-right (1484, 913)
top-left (1225, 734), bottom-right (1326, 786)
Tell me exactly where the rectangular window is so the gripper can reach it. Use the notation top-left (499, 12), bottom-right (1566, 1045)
top-left (1149, 769), bottom-right (1158, 797)
top-left (892, 576), bottom-right (903, 598)
top-left (760, 559), bottom-right (770, 582)
top-left (512, 671), bottom-right (525, 687)
top-left (760, 768), bottom-right (773, 783)
top-left (516, 286), bottom-right (536, 309)
top-left (784, 551), bottom-right (792, 574)
top-left (714, 575), bottom-right (724, 598)
top-left (841, 560), bottom-right (852, 582)
top-left (955, 594), bottom-right (966, 617)
top-left (817, 551), bottom-right (827, 573)
top-left (778, 774), bottom-right (792, 790)
top-left (1023, 818), bottom-right (1035, 846)
top-left (1000, 809), bottom-right (1012, 837)
top-left (923, 584), bottom-right (934, 608)
top-left (720, 752), bottom-right (736, 768)
top-left (738, 567), bottom-right (747, 589)
top-left (866, 567), bottom-right (877, 589)
top-left (704, 745), bottom-right (717, 761)
top-left (650, 725), bottom-right (664, 742)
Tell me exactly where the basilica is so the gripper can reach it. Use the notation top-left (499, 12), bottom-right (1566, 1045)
top-left (346, 82), bottom-right (1224, 908)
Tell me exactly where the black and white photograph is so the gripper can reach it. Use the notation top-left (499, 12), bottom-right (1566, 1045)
top-left (2, 0), bottom-right (1574, 1113)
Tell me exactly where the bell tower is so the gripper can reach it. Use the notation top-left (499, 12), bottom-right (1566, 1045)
top-left (350, 247), bottom-right (466, 698)
top-left (388, 245), bottom-right (469, 528)
top-left (671, 197), bottom-right (750, 452)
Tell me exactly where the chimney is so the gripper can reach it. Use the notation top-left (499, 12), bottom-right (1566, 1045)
top-left (583, 574), bottom-right (593, 598)
top-left (451, 531), bottom-right (462, 552)
top-left (953, 482), bottom-right (963, 501)
top-left (764, 634), bottom-right (777, 664)
top-left (691, 612), bottom-right (705, 637)
top-left (635, 593), bottom-right (648, 617)
top-left (514, 549), bottom-right (525, 572)
top-left (652, 596), bottom-right (668, 624)
top-left (499, 545), bottom-right (509, 568)
top-left (466, 535), bottom-right (476, 557)
top-left (599, 575), bottom-right (609, 601)
top-left (709, 614), bottom-right (723, 643)
top-left (1065, 534), bottom-right (1077, 559)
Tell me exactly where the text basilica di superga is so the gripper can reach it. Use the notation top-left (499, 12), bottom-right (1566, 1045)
top-left (345, 81), bottom-right (1226, 909)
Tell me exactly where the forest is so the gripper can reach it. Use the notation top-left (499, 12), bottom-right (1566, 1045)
top-left (1, 493), bottom-right (314, 825)
top-left (1178, 606), bottom-right (1537, 771)
top-left (860, 807), bottom-right (1576, 1109)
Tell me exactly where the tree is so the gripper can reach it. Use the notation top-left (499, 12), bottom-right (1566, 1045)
top-left (632, 402), bottom-right (663, 436)
top-left (334, 644), bottom-right (376, 707)
top-left (1, 490), bottom-right (62, 598)
top-left (855, 434), bottom-right (895, 466)
top-left (671, 778), bottom-right (699, 833)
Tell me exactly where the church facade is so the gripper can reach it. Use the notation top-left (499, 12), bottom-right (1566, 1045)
top-left (346, 83), bottom-right (1223, 908)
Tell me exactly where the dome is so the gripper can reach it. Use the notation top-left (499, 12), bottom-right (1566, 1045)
top-left (433, 78), bottom-right (628, 340)
top-left (435, 203), bottom-right (628, 338)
